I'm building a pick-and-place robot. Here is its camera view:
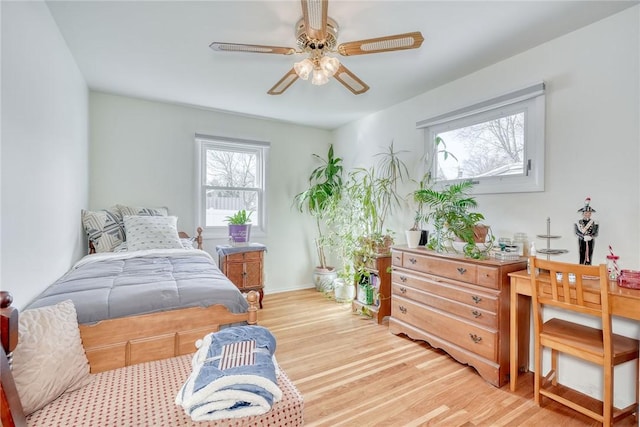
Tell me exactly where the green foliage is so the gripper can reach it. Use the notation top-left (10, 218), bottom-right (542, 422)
top-left (225, 209), bottom-right (253, 224)
top-left (414, 181), bottom-right (491, 258)
top-left (294, 144), bottom-right (344, 269)
top-left (410, 136), bottom-right (458, 230)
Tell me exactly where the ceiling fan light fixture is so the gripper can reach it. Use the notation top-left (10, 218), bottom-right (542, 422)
top-left (320, 56), bottom-right (340, 76)
top-left (294, 58), bottom-right (314, 80)
top-left (311, 69), bottom-right (330, 86)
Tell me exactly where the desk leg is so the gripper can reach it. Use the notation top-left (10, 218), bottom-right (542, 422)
top-left (510, 288), bottom-right (531, 392)
top-left (510, 285), bottom-right (519, 392)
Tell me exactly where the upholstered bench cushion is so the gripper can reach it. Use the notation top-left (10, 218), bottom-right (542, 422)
top-left (26, 354), bottom-right (304, 426)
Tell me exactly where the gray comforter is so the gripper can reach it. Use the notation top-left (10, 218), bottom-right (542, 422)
top-left (25, 249), bottom-right (249, 324)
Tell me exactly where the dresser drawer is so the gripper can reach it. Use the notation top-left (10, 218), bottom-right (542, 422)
top-left (225, 251), bottom-right (262, 262)
top-left (391, 283), bottom-right (497, 328)
top-left (392, 296), bottom-right (497, 361)
top-left (401, 253), bottom-right (478, 285)
top-left (392, 270), bottom-right (498, 313)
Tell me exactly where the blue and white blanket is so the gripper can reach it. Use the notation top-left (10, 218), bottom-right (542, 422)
top-left (175, 326), bottom-right (282, 421)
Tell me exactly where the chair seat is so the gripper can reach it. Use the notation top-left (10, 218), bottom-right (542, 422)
top-left (541, 318), bottom-right (639, 364)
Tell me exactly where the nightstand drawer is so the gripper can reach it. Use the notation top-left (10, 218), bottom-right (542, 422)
top-left (225, 251), bottom-right (262, 262)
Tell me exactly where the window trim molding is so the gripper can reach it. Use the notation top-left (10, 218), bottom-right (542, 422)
top-left (417, 82), bottom-right (545, 194)
top-left (194, 134), bottom-right (270, 239)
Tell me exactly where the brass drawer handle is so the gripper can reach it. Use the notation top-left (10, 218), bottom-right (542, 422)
top-left (457, 267), bottom-right (467, 275)
top-left (469, 334), bottom-right (482, 344)
top-left (471, 310), bottom-right (482, 318)
top-left (399, 306), bottom-right (407, 314)
top-left (409, 257), bottom-right (417, 264)
top-left (400, 276), bottom-right (407, 283)
top-left (399, 287), bottom-right (407, 294)
top-left (472, 295), bottom-right (482, 304)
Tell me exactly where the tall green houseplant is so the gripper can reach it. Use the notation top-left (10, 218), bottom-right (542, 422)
top-left (294, 144), bottom-right (343, 270)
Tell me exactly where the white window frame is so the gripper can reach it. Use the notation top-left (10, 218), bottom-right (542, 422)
top-left (195, 134), bottom-right (269, 239)
top-left (416, 83), bottom-right (545, 194)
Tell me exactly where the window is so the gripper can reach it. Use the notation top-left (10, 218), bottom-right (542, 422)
top-left (195, 134), bottom-right (269, 237)
top-left (417, 83), bottom-right (545, 194)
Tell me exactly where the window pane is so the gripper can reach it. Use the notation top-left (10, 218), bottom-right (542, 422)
top-left (206, 148), bottom-right (257, 187)
top-left (205, 189), bottom-right (259, 227)
top-left (436, 112), bottom-right (525, 181)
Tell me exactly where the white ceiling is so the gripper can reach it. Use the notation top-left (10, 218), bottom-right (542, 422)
top-left (46, 0), bottom-right (637, 130)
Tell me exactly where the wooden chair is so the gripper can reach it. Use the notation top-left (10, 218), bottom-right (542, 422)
top-left (529, 257), bottom-right (639, 426)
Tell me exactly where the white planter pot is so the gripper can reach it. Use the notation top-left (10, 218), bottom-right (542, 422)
top-left (333, 278), bottom-right (355, 303)
top-left (312, 268), bottom-right (337, 292)
top-left (405, 230), bottom-right (422, 248)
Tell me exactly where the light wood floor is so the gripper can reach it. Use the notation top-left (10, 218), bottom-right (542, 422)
top-left (258, 289), bottom-right (637, 427)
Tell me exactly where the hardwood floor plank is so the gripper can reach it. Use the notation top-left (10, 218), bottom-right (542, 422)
top-left (259, 289), bottom-right (637, 426)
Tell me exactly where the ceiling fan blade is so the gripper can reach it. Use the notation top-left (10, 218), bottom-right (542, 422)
top-left (301, 0), bottom-right (328, 41)
top-left (337, 31), bottom-right (424, 56)
top-left (210, 42), bottom-right (296, 55)
top-left (333, 64), bottom-right (369, 95)
top-left (268, 69), bottom-right (299, 95)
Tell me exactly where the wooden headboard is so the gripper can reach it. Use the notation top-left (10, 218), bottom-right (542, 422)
top-left (0, 291), bottom-right (26, 427)
top-left (88, 226), bottom-right (204, 254)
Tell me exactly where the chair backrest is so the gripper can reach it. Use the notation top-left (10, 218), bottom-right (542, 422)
top-left (529, 257), bottom-right (612, 348)
top-left (529, 257), bottom-right (611, 348)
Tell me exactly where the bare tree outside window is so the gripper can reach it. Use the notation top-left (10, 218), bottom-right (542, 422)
top-left (204, 147), bottom-right (261, 227)
top-left (436, 112), bottom-right (525, 181)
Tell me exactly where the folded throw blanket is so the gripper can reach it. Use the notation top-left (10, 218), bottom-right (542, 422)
top-left (175, 325), bottom-right (283, 421)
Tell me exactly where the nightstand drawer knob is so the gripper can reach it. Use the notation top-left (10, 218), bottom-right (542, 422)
top-left (472, 295), bottom-right (482, 304)
top-left (469, 333), bottom-right (482, 344)
top-left (399, 305), bottom-right (407, 314)
top-left (399, 287), bottom-right (407, 294)
top-left (457, 267), bottom-right (467, 275)
top-left (471, 310), bottom-right (482, 318)
top-left (400, 276), bottom-right (407, 283)
top-left (409, 257), bottom-right (417, 264)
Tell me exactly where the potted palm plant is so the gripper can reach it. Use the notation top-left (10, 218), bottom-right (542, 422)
top-left (414, 180), bottom-right (492, 259)
top-left (294, 144), bottom-right (343, 291)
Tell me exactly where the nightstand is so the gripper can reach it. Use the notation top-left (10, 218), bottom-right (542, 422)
top-left (216, 244), bottom-right (266, 308)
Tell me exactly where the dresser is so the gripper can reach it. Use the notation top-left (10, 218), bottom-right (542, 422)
top-left (389, 246), bottom-right (526, 387)
top-left (216, 244), bottom-right (266, 308)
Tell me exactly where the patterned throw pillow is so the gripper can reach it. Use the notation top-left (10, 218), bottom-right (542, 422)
top-left (123, 215), bottom-right (183, 251)
top-left (81, 207), bottom-right (124, 253)
top-left (12, 300), bottom-right (92, 415)
top-left (116, 204), bottom-right (169, 217)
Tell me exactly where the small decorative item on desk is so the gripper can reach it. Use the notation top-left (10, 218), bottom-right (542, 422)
top-left (574, 197), bottom-right (598, 265)
top-left (617, 270), bottom-right (640, 289)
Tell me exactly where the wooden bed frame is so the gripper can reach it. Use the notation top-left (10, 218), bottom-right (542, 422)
top-left (31, 227), bottom-right (259, 373)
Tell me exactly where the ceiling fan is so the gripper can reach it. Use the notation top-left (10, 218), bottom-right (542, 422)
top-left (209, 0), bottom-right (424, 95)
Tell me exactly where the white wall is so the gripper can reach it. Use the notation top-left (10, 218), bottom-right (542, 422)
top-left (89, 92), bottom-right (332, 293)
top-left (1, 1), bottom-right (89, 309)
top-left (333, 6), bottom-right (639, 406)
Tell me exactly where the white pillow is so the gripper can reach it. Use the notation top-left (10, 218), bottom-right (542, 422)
top-left (123, 215), bottom-right (183, 251)
top-left (12, 300), bottom-right (92, 415)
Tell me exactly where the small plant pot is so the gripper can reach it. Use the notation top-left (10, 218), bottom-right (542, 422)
top-left (312, 267), bottom-right (337, 292)
top-left (405, 230), bottom-right (422, 248)
top-left (228, 224), bottom-right (251, 243)
top-left (333, 278), bottom-right (355, 302)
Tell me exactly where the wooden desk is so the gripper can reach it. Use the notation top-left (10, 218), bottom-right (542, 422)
top-left (508, 269), bottom-right (640, 392)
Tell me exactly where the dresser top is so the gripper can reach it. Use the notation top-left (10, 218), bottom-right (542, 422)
top-left (391, 245), bottom-right (526, 267)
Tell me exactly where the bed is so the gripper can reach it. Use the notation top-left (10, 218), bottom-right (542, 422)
top-left (0, 293), bottom-right (303, 426)
top-left (23, 205), bottom-right (259, 373)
